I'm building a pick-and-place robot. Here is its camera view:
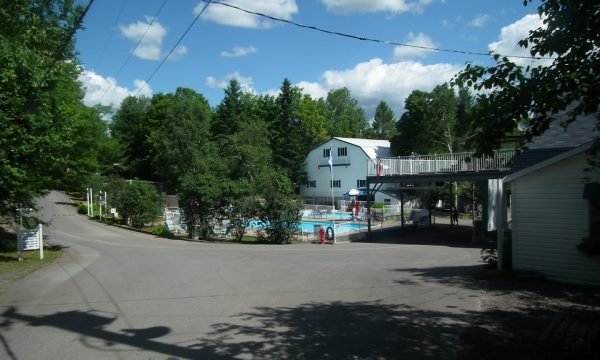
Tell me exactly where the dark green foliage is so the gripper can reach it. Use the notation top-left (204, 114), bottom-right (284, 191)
top-left (323, 87), bottom-right (369, 138)
top-left (391, 84), bottom-right (475, 156)
top-left (118, 180), bottom-right (162, 228)
top-left (257, 170), bottom-right (302, 244)
top-left (150, 88), bottom-right (212, 193)
top-left (371, 101), bottom-right (396, 140)
top-left (0, 0), bottom-right (89, 215)
top-left (110, 96), bottom-right (155, 181)
top-left (452, 0), bottom-right (600, 159)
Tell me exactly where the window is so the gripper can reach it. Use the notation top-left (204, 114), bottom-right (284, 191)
top-left (357, 179), bottom-right (366, 188)
top-left (384, 199), bottom-right (391, 205)
top-left (330, 180), bottom-right (341, 188)
top-left (306, 180), bottom-right (316, 188)
top-left (338, 147), bottom-right (347, 157)
top-left (323, 148), bottom-right (331, 158)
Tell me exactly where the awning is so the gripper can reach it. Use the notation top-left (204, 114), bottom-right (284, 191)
top-left (583, 183), bottom-right (600, 199)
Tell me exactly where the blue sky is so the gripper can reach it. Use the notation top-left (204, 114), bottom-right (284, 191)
top-left (75, 0), bottom-right (546, 119)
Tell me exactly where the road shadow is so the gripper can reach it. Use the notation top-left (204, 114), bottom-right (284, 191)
top-left (0, 307), bottom-right (224, 359)
top-left (392, 264), bottom-right (486, 290)
top-left (1, 301), bottom-right (486, 360)
top-left (193, 301), bottom-right (476, 360)
top-left (360, 224), bottom-right (484, 249)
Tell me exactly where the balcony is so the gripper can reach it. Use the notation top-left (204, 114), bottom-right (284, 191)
top-left (368, 149), bottom-right (516, 176)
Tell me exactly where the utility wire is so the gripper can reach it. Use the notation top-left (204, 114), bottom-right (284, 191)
top-left (99, 0), bottom-right (168, 104)
top-left (203, 0), bottom-right (553, 61)
top-left (98, 0), bottom-right (128, 62)
top-left (135, 0), bottom-right (213, 96)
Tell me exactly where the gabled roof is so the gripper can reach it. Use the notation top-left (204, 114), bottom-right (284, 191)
top-left (505, 141), bottom-right (593, 183)
top-left (509, 113), bottom-right (597, 174)
top-left (333, 137), bottom-right (391, 159)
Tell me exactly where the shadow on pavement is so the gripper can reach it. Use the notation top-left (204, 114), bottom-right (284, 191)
top-left (2, 301), bottom-right (481, 360)
top-left (360, 224), bottom-right (484, 248)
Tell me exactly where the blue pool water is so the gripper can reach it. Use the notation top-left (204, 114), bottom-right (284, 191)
top-left (249, 219), bottom-right (364, 235)
top-left (302, 210), bottom-right (353, 220)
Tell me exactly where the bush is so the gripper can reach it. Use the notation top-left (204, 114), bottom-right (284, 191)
top-left (147, 224), bottom-right (171, 237)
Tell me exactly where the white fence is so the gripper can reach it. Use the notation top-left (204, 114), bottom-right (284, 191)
top-left (368, 149), bottom-right (516, 176)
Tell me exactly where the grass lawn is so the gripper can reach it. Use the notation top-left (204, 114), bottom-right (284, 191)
top-left (0, 229), bottom-right (62, 292)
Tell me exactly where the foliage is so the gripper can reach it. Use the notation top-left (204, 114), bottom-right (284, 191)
top-left (150, 88), bottom-right (212, 193)
top-left (452, 0), bottom-right (599, 160)
top-left (322, 87), bottom-right (369, 138)
top-left (257, 170), bottom-right (302, 244)
top-left (118, 180), bottom-right (161, 228)
top-left (0, 0), bottom-right (88, 216)
top-left (110, 96), bottom-right (154, 180)
top-left (371, 101), bottom-right (396, 140)
top-left (269, 79), bottom-right (304, 181)
top-left (481, 247), bottom-right (497, 267)
top-left (390, 84), bottom-right (472, 156)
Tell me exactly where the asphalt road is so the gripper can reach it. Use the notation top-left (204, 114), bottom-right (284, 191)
top-left (0, 191), bottom-right (484, 360)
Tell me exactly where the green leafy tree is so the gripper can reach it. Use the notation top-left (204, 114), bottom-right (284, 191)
top-left (119, 181), bottom-right (162, 228)
top-left (371, 101), bottom-right (396, 140)
top-left (212, 79), bottom-right (242, 139)
top-left (110, 96), bottom-right (155, 180)
top-left (149, 88), bottom-right (213, 193)
top-left (323, 88), bottom-right (369, 138)
top-left (257, 170), bottom-right (302, 244)
top-left (428, 84), bottom-right (459, 154)
top-left (269, 79), bottom-right (304, 181)
top-left (0, 0), bottom-right (88, 214)
top-left (452, 0), bottom-right (599, 161)
top-left (391, 90), bottom-right (431, 155)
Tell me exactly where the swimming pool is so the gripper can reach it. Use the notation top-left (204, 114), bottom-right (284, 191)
top-left (249, 219), bottom-right (364, 235)
top-left (298, 220), bottom-right (364, 234)
top-left (301, 210), bottom-right (353, 220)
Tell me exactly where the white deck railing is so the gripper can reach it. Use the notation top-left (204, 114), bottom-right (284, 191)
top-left (368, 149), bottom-right (516, 177)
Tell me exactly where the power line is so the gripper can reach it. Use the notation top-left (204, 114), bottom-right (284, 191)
top-left (98, 0), bottom-right (128, 62)
top-left (202, 0), bottom-right (553, 61)
top-left (99, 0), bottom-right (168, 105)
top-left (135, 0), bottom-right (213, 96)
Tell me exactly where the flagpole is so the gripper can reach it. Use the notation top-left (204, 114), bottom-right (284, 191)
top-left (329, 148), bottom-right (336, 244)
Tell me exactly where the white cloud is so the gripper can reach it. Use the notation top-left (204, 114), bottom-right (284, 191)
top-left (221, 45), bottom-right (258, 57)
top-left (393, 32), bottom-right (438, 60)
top-left (296, 58), bottom-right (462, 117)
top-left (78, 69), bottom-right (152, 108)
top-left (488, 13), bottom-right (552, 67)
top-left (468, 14), bottom-right (490, 28)
top-left (206, 72), bottom-right (255, 92)
top-left (119, 17), bottom-right (187, 61)
top-left (321, 0), bottom-right (435, 14)
top-left (196, 0), bottom-right (298, 29)
top-left (119, 17), bottom-right (167, 60)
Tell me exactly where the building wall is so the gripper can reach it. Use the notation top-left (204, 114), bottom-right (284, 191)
top-left (301, 139), bottom-right (372, 201)
top-left (511, 152), bottom-right (600, 286)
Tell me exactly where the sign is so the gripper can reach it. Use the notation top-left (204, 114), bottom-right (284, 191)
top-left (20, 225), bottom-right (42, 250)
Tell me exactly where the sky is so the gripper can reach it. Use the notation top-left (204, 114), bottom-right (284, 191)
top-left (75, 0), bottom-right (548, 119)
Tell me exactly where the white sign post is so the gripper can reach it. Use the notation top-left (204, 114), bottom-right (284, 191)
top-left (17, 224), bottom-right (44, 260)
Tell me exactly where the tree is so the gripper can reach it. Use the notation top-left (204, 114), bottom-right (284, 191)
top-left (390, 90), bottom-right (431, 155)
top-left (371, 101), bottom-right (396, 140)
top-left (0, 0), bottom-right (89, 215)
top-left (452, 0), bottom-right (599, 162)
top-left (149, 88), bottom-right (212, 192)
top-left (323, 88), bottom-right (369, 137)
top-left (110, 96), bottom-right (155, 180)
top-left (269, 79), bottom-right (304, 181)
top-left (428, 84), bottom-right (459, 154)
top-left (119, 180), bottom-right (162, 228)
top-left (212, 79), bottom-right (243, 139)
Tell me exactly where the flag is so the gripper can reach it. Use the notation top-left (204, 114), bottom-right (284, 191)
top-left (328, 148), bottom-right (333, 172)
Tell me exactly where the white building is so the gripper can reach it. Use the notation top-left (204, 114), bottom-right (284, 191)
top-left (502, 115), bottom-right (600, 286)
top-left (300, 137), bottom-right (401, 206)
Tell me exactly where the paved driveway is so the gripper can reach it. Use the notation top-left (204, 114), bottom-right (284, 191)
top-left (0, 191), bottom-right (484, 359)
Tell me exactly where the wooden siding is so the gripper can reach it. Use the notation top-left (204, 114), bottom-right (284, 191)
top-left (511, 152), bottom-right (600, 286)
